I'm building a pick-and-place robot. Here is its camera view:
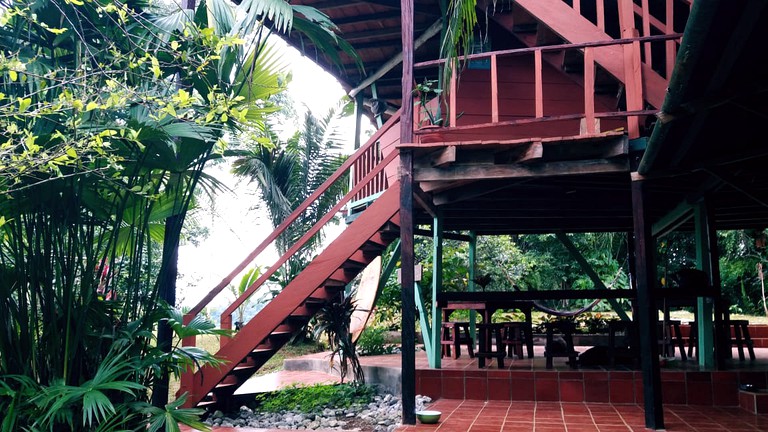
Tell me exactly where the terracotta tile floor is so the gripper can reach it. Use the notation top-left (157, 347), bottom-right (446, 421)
top-left (183, 399), bottom-right (768, 431)
top-left (397, 399), bottom-right (768, 431)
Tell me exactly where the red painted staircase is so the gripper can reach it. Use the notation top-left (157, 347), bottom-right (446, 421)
top-left (491, 0), bottom-right (689, 109)
top-left (178, 114), bottom-right (403, 411)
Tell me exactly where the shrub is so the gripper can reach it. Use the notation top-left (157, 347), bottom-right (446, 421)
top-left (254, 383), bottom-right (376, 413)
top-left (356, 326), bottom-right (398, 356)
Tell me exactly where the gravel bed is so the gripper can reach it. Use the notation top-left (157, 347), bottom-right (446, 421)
top-left (206, 393), bottom-right (432, 431)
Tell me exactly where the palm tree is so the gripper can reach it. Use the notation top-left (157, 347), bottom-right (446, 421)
top-left (0, 0), bottom-right (357, 428)
top-left (232, 108), bottom-right (350, 286)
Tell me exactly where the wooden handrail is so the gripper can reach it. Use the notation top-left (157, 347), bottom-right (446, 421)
top-left (187, 109), bottom-right (402, 317)
top-left (220, 150), bottom-right (398, 320)
top-left (413, 34), bottom-right (682, 69)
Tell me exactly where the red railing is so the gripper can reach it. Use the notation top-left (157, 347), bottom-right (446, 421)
top-left (568, 0), bottom-right (690, 79)
top-left (178, 110), bottom-right (402, 397)
top-left (413, 33), bottom-right (680, 140)
top-left (351, 140), bottom-right (388, 203)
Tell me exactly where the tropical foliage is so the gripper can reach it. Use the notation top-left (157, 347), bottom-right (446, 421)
top-left (231, 107), bottom-right (350, 287)
top-left (0, 0), bottom-right (355, 429)
top-left (313, 291), bottom-right (365, 384)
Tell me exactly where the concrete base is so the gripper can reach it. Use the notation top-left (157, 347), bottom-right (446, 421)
top-left (284, 355), bottom-right (402, 396)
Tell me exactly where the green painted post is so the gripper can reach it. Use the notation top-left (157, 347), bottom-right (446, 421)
top-left (430, 215), bottom-right (443, 368)
top-left (468, 232), bottom-right (477, 341)
top-left (415, 282), bottom-right (433, 359)
top-left (694, 201), bottom-right (715, 368)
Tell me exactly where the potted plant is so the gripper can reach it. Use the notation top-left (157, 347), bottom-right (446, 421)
top-left (414, 78), bottom-right (452, 143)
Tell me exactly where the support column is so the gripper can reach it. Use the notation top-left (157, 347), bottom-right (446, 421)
top-left (468, 232), bottom-right (477, 341)
top-left (694, 199), bottom-right (720, 368)
top-left (430, 215), bottom-right (443, 368)
top-left (353, 93), bottom-right (364, 150)
top-left (631, 176), bottom-right (664, 429)
top-left (399, 0), bottom-right (415, 423)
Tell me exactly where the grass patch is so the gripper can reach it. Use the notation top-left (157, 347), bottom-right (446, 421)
top-left (254, 383), bottom-right (376, 413)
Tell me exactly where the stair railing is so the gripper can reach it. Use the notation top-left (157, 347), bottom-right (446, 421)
top-left (567, 0), bottom-right (691, 79)
top-left (413, 33), bottom-right (680, 140)
top-left (179, 110), bottom-right (401, 396)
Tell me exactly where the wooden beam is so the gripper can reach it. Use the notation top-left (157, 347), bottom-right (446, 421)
top-left (652, 201), bottom-right (693, 238)
top-left (556, 233), bottom-right (631, 321)
top-left (518, 141), bottom-right (543, 164)
top-left (630, 176), bottom-right (664, 429)
top-left (415, 159), bottom-right (629, 182)
top-left (413, 185), bottom-right (438, 218)
top-left (349, 20), bottom-right (442, 98)
top-left (705, 168), bottom-right (768, 210)
top-left (433, 180), bottom-right (531, 206)
top-left (419, 179), bottom-right (476, 193)
top-left (437, 289), bottom-right (636, 303)
top-left (429, 146), bottom-right (457, 167)
top-left (400, 0), bottom-right (415, 422)
top-left (667, 2), bottom-right (767, 167)
top-left (334, 11), bottom-right (402, 26)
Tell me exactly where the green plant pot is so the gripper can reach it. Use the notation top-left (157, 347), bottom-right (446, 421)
top-left (416, 410), bottom-right (441, 424)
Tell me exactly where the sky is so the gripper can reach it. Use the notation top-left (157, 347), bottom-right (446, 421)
top-left (176, 39), bottom-right (372, 310)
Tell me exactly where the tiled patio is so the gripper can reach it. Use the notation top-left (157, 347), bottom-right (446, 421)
top-left (185, 344), bottom-right (768, 431)
top-left (397, 399), bottom-right (768, 431)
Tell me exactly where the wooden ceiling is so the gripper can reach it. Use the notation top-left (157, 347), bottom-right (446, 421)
top-left (284, 1), bottom-right (768, 236)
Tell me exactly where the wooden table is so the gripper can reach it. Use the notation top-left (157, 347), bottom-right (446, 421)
top-left (440, 299), bottom-right (535, 359)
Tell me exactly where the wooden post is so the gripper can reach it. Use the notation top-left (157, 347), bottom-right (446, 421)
top-left (534, 50), bottom-right (544, 118)
top-left (596, 0), bottom-right (605, 31)
top-left (641, 0), bottom-right (652, 68)
top-left (430, 214), bottom-right (443, 368)
top-left (468, 231), bottom-right (477, 341)
top-left (583, 47), bottom-right (596, 135)
top-left (400, 0), bottom-right (416, 423)
top-left (694, 200), bottom-right (716, 368)
top-left (630, 175), bottom-right (664, 429)
top-left (618, 0), bottom-right (643, 138)
top-left (354, 93), bottom-right (364, 150)
top-left (665, 0), bottom-right (676, 78)
top-left (491, 54), bottom-right (499, 124)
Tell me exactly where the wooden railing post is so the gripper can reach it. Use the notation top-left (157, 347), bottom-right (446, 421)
top-left (491, 54), bottom-right (499, 124)
top-left (665, 0), bottom-right (676, 78)
top-left (449, 64), bottom-right (457, 127)
top-left (619, 0), bottom-right (643, 138)
top-left (582, 47), bottom-right (596, 135)
top-left (220, 313), bottom-right (232, 349)
top-left (534, 50), bottom-right (543, 118)
top-left (178, 313), bottom-right (196, 398)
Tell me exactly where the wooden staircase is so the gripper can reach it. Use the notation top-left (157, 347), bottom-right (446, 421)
top-left (490, 0), bottom-right (688, 109)
top-left (182, 182), bottom-right (401, 410)
top-left (178, 112), bottom-right (403, 411)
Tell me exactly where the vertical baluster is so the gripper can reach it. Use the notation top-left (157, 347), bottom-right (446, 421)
top-left (666, 0), bottom-right (676, 78)
top-left (573, 0), bottom-right (581, 14)
top-left (583, 47), bottom-right (595, 135)
top-left (597, 0), bottom-right (605, 31)
top-left (642, 0), bottom-right (652, 68)
top-left (449, 63), bottom-right (457, 127)
top-left (534, 50), bottom-right (543, 118)
top-left (178, 313), bottom-right (196, 398)
top-left (619, 0), bottom-right (642, 139)
top-left (491, 54), bottom-right (499, 124)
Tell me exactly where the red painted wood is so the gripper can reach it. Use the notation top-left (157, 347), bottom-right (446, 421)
top-left (449, 64), bottom-right (457, 127)
top-left (491, 54), bottom-right (499, 123)
top-left (666, 0), bottom-right (675, 78)
top-left (185, 182), bottom-right (402, 408)
top-left (535, 50), bottom-right (543, 118)
top-left (221, 150), bottom-right (398, 319)
top-left (597, 0), bottom-right (605, 31)
top-left (187, 109), bottom-right (402, 317)
top-left (641, 0), bottom-right (652, 68)
top-left (583, 47), bottom-right (595, 134)
top-left (501, 0), bottom-right (670, 108)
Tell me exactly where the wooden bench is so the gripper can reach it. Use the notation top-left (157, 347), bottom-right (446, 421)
top-left (544, 321), bottom-right (579, 369)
